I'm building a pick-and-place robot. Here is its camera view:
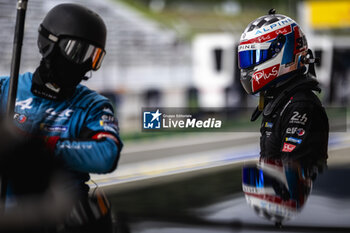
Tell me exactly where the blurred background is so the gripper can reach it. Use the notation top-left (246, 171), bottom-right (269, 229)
top-left (0, 0), bottom-right (349, 135)
top-left (1, 1), bottom-right (350, 231)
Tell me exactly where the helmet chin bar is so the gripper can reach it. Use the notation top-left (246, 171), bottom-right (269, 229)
top-left (240, 68), bottom-right (256, 94)
top-left (250, 46), bottom-right (285, 94)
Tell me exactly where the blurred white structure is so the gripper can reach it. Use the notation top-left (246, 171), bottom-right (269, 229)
top-left (192, 34), bottom-right (236, 108)
top-left (307, 36), bottom-right (333, 89)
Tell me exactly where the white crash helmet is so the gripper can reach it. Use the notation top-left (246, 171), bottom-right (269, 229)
top-left (238, 10), bottom-right (308, 94)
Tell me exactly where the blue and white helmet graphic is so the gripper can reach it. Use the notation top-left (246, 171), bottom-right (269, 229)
top-left (242, 158), bottom-right (312, 224)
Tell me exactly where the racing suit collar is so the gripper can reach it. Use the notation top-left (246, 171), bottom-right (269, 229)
top-left (263, 74), bottom-right (320, 117)
top-left (250, 74), bottom-right (320, 122)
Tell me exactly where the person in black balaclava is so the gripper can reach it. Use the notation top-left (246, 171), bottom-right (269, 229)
top-left (31, 3), bottom-right (107, 100)
top-left (0, 4), bottom-right (123, 232)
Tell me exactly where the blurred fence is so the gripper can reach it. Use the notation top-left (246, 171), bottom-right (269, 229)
top-left (0, 0), bottom-right (191, 89)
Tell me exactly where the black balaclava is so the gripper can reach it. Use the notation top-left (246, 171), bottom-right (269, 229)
top-left (31, 46), bottom-right (92, 101)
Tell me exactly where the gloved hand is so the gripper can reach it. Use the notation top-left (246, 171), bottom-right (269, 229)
top-left (0, 121), bottom-right (57, 195)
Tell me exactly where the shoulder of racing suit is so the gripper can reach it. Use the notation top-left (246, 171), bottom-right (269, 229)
top-left (259, 75), bottom-right (329, 160)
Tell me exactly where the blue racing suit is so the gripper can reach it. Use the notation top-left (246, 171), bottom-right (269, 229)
top-left (0, 72), bottom-right (123, 196)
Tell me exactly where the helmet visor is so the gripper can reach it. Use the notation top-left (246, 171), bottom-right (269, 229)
top-left (243, 166), bottom-right (270, 188)
top-left (238, 43), bottom-right (271, 69)
top-left (242, 166), bottom-right (286, 189)
top-left (59, 38), bottom-right (105, 70)
top-left (238, 34), bottom-right (286, 70)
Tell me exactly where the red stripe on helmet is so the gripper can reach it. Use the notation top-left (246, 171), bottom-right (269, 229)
top-left (245, 193), bottom-right (298, 209)
top-left (252, 64), bottom-right (280, 93)
top-left (240, 25), bottom-right (292, 45)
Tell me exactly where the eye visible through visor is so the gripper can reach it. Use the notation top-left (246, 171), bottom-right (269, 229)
top-left (59, 38), bottom-right (105, 70)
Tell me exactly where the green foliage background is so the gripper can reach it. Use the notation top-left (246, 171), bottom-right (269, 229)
top-left (117, 0), bottom-right (300, 39)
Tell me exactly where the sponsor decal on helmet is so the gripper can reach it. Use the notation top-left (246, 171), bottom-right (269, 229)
top-left (238, 43), bottom-right (271, 52)
top-left (244, 193), bottom-right (297, 209)
top-left (292, 26), bottom-right (307, 53)
top-left (254, 18), bottom-right (293, 35)
top-left (241, 25), bottom-right (292, 45)
top-left (282, 143), bottom-right (296, 152)
top-left (252, 64), bottom-right (280, 92)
